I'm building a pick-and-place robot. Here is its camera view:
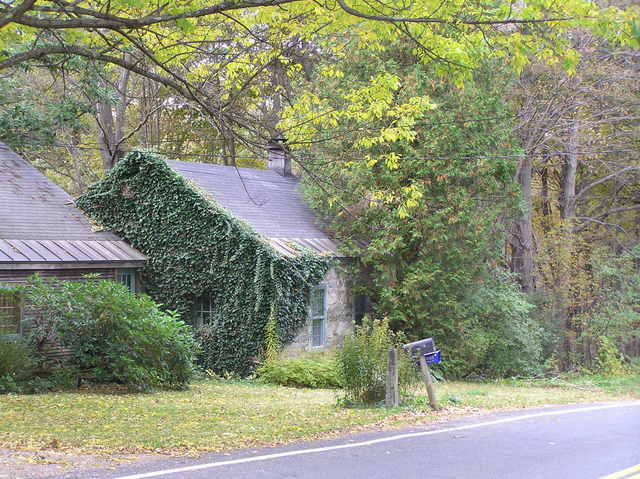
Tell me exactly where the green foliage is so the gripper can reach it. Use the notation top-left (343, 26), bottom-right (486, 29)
top-left (0, 375), bottom-right (54, 395)
top-left (448, 271), bottom-right (543, 378)
top-left (0, 337), bottom-right (85, 394)
top-left (0, 339), bottom-right (52, 395)
top-left (25, 276), bottom-right (196, 391)
top-left (76, 151), bottom-right (331, 376)
top-left (575, 246), bottom-right (640, 362)
top-left (0, 76), bottom-right (93, 152)
top-left (257, 355), bottom-right (342, 389)
top-left (338, 318), bottom-right (417, 404)
top-left (0, 339), bottom-right (36, 381)
top-left (594, 337), bottom-right (627, 376)
top-left (263, 304), bottom-right (280, 364)
top-left (301, 54), bottom-right (541, 378)
top-left (48, 366), bottom-right (82, 390)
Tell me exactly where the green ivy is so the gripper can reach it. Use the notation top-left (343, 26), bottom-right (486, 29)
top-left (76, 151), bottom-right (331, 376)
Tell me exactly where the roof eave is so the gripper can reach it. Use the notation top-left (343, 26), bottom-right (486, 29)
top-left (0, 260), bottom-right (146, 271)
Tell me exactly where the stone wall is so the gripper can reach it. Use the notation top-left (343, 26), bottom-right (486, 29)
top-left (282, 265), bottom-right (355, 356)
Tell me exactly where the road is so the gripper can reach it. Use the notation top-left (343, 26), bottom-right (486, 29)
top-left (62, 402), bottom-right (640, 479)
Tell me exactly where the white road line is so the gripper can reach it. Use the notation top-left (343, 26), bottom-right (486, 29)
top-left (597, 463), bottom-right (640, 479)
top-left (114, 402), bottom-right (640, 479)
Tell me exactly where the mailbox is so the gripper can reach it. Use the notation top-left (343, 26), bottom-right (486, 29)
top-left (403, 337), bottom-right (441, 410)
top-left (403, 337), bottom-right (436, 356)
top-left (404, 337), bottom-right (441, 364)
top-left (425, 350), bottom-right (441, 364)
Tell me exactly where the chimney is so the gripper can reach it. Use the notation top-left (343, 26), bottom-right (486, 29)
top-left (267, 136), bottom-right (292, 176)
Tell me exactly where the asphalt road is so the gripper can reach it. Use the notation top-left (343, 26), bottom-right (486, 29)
top-left (60, 402), bottom-right (640, 479)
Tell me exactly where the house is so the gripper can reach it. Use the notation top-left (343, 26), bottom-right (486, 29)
top-left (165, 144), bottom-right (359, 354)
top-left (76, 143), bottom-right (364, 364)
top-left (0, 142), bottom-right (146, 341)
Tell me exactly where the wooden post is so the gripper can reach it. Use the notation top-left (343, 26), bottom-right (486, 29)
top-left (418, 354), bottom-right (440, 411)
top-left (385, 348), bottom-right (399, 407)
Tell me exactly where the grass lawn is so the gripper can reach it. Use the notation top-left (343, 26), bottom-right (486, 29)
top-left (0, 377), bottom-right (637, 455)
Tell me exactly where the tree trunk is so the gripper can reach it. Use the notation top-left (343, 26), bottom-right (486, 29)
top-left (510, 154), bottom-right (535, 293)
top-left (539, 155), bottom-right (551, 232)
top-left (557, 114), bottom-right (580, 369)
top-left (96, 63), bottom-right (131, 172)
top-left (560, 118), bottom-right (579, 220)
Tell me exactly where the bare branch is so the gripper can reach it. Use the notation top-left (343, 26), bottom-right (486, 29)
top-left (573, 205), bottom-right (640, 233)
top-left (16, 0), bottom-right (300, 30)
top-left (0, 45), bottom-right (192, 98)
top-left (575, 165), bottom-right (640, 202)
top-left (0, 0), bottom-right (35, 28)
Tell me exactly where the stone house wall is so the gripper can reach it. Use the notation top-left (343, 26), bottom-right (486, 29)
top-left (283, 265), bottom-right (355, 356)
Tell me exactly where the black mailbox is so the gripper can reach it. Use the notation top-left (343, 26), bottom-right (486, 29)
top-left (403, 337), bottom-right (436, 357)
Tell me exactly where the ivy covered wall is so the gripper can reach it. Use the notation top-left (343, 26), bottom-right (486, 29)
top-left (76, 151), bottom-right (331, 375)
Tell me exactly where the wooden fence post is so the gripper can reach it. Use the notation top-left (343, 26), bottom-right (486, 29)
top-left (418, 354), bottom-right (440, 411)
top-left (385, 348), bottom-right (399, 407)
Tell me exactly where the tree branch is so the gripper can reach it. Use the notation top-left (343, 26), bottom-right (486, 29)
top-left (15, 0), bottom-right (300, 30)
top-left (335, 0), bottom-right (574, 26)
top-left (575, 165), bottom-right (640, 202)
top-left (0, 45), bottom-right (193, 99)
top-left (573, 205), bottom-right (640, 233)
top-left (0, 0), bottom-right (36, 28)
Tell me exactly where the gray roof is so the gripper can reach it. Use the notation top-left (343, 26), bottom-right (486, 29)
top-left (0, 143), bottom-right (146, 268)
top-left (166, 160), bottom-right (340, 257)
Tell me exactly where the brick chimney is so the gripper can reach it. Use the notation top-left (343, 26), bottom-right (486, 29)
top-left (267, 136), bottom-right (291, 176)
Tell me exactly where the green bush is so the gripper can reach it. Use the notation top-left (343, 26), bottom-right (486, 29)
top-left (257, 355), bottom-right (342, 388)
top-left (26, 276), bottom-right (196, 391)
top-left (0, 366), bottom-right (88, 394)
top-left (440, 271), bottom-right (543, 378)
top-left (594, 337), bottom-right (628, 375)
top-left (0, 339), bottom-right (36, 381)
top-left (338, 317), bottom-right (417, 404)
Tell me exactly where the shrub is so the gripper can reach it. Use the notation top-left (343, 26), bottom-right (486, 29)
top-left (257, 355), bottom-right (342, 388)
top-left (0, 339), bottom-right (36, 381)
top-left (25, 276), bottom-right (196, 391)
top-left (594, 337), bottom-right (628, 376)
top-left (440, 271), bottom-right (543, 378)
top-left (337, 317), bottom-right (417, 404)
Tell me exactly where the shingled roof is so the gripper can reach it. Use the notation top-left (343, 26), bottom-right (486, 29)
top-left (166, 160), bottom-right (341, 257)
top-left (0, 143), bottom-right (146, 268)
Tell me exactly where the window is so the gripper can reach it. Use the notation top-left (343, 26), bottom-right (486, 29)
top-left (353, 294), bottom-right (369, 325)
top-left (194, 294), bottom-right (215, 328)
top-left (0, 293), bottom-right (21, 338)
top-left (117, 269), bottom-right (136, 293)
top-left (310, 285), bottom-right (327, 347)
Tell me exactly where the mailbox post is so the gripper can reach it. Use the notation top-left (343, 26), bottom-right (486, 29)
top-left (404, 338), bottom-right (441, 411)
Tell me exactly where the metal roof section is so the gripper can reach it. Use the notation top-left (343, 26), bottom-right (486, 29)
top-left (0, 239), bottom-right (146, 263)
top-left (265, 238), bottom-right (340, 257)
top-left (0, 142), bottom-right (146, 266)
top-left (167, 160), bottom-right (344, 257)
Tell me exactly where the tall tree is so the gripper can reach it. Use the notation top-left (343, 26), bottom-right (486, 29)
top-left (512, 29), bottom-right (640, 368)
top-left (1, 0), bottom-right (636, 154)
top-left (294, 44), bottom-right (540, 376)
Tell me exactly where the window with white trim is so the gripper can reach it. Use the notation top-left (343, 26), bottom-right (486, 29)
top-left (309, 285), bottom-right (327, 347)
top-left (194, 293), bottom-right (215, 328)
top-left (117, 269), bottom-right (136, 293)
top-left (0, 293), bottom-right (21, 338)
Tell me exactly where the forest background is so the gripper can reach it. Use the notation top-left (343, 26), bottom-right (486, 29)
top-left (1, 0), bottom-right (639, 378)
